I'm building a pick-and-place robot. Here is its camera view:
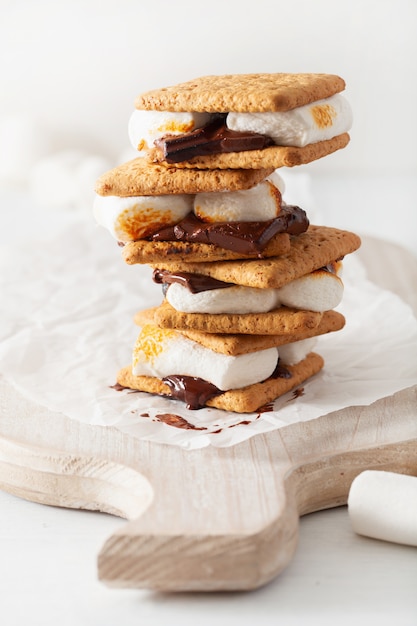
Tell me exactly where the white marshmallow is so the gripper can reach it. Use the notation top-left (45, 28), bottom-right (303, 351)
top-left (278, 338), bottom-right (317, 365)
top-left (166, 282), bottom-right (279, 314)
top-left (0, 114), bottom-right (53, 184)
top-left (226, 94), bottom-right (353, 148)
top-left (31, 151), bottom-right (112, 211)
top-left (164, 270), bottom-right (343, 315)
top-left (132, 325), bottom-right (278, 391)
top-left (75, 155), bottom-right (113, 210)
top-left (276, 270), bottom-right (343, 312)
top-left (194, 179), bottom-right (282, 223)
top-left (128, 110), bottom-right (212, 154)
top-left (348, 471), bottom-right (417, 547)
top-left (93, 193), bottom-right (193, 242)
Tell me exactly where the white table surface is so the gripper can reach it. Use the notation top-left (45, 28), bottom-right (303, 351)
top-left (1, 177), bottom-right (416, 625)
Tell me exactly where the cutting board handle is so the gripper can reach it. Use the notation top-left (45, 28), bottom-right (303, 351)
top-left (96, 437), bottom-right (417, 591)
top-left (0, 435), bottom-right (153, 520)
top-left (2, 429), bottom-right (415, 592)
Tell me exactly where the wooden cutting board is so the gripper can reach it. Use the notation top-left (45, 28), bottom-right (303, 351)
top-left (0, 236), bottom-right (416, 592)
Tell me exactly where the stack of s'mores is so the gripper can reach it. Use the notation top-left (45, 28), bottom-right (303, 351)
top-left (94, 73), bottom-right (361, 413)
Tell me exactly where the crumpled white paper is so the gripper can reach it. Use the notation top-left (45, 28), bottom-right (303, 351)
top-left (1, 216), bottom-right (416, 449)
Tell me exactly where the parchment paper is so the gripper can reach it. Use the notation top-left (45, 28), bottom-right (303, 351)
top-left (1, 213), bottom-right (416, 449)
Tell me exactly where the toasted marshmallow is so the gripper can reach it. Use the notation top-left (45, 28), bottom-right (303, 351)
top-left (128, 110), bottom-right (212, 154)
top-left (278, 338), bottom-right (317, 365)
top-left (93, 193), bottom-right (193, 242)
top-left (277, 269), bottom-right (343, 312)
top-left (166, 282), bottom-right (279, 314)
top-left (194, 176), bottom-right (283, 223)
top-left (226, 94), bottom-right (352, 148)
top-left (267, 170), bottom-right (286, 195)
top-left (132, 325), bottom-right (278, 391)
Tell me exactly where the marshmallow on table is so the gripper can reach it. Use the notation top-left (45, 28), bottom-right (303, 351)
top-left (348, 470), bottom-right (417, 547)
top-left (0, 114), bottom-right (53, 185)
top-left (227, 93), bottom-right (353, 147)
top-left (132, 325), bottom-right (278, 391)
top-left (31, 150), bottom-right (112, 210)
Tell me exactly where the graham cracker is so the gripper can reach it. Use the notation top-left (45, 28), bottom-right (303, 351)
top-left (116, 352), bottom-right (324, 413)
top-left (149, 133), bottom-right (350, 170)
top-left (152, 300), bottom-right (323, 335)
top-left (95, 157), bottom-right (274, 197)
top-left (122, 232), bottom-right (291, 264)
top-left (151, 225), bottom-right (361, 289)
top-left (133, 307), bottom-right (345, 355)
top-left (135, 73), bottom-right (346, 113)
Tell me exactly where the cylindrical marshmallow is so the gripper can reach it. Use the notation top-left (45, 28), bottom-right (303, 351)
top-left (194, 179), bottom-right (282, 223)
top-left (132, 325), bottom-right (279, 391)
top-left (276, 269), bottom-right (343, 312)
top-left (226, 93), bottom-right (353, 148)
top-left (165, 283), bottom-right (279, 314)
top-left (278, 338), bottom-right (317, 365)
top-left (348, 470), bottom-right (417, 547)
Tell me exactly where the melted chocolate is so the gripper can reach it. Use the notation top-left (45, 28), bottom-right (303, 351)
top-left (162, 358), bottom-right (291, 411)
top-left (153, 268), bottom-right (233, 294)
top-left (155, 115), bottom-right (274, 163)
top-left (162, 375), bottom-right (223, 410)
top-left (150, 206), bottom-right (308, 256)
top-left (154, 413), bottom-right (207, 430)
top-left (270, 360), bottom-right (292, 380)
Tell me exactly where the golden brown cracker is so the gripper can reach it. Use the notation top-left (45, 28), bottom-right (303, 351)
top-left (152, 225), bottom-right (361, 289)
top-left (153, 300), bottom-right (323, 335)
top-left (122, 232), bottom-right (291, 264)
top-left (116, 352), bottom-right (324, 413)
top-left (149, 134), bottom-right (350, 170)
top-left (135, 73), bottom-right (346, 113)
top-left (95, 156), bottom-right (274, 197)
top-left (134, 308), bottom-right (345, 355)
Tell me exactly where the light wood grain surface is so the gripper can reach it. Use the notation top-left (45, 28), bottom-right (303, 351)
top-left (0, 236), bottom-right (416, 592)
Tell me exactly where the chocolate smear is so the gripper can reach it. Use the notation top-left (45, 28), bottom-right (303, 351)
top-left (110, 382), bottom-right (128, 391)
top-left (150, 206), bottom-right (308, 256)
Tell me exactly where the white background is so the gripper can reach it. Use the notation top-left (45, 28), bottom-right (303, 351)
top-left (0, 0), bottom-right (416, 175)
